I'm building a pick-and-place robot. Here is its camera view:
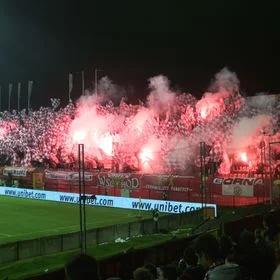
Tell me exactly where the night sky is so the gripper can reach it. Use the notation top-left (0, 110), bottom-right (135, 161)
top-left (0, 1), bottom-right (279, 109)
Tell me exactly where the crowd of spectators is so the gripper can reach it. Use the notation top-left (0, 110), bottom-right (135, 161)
top-left (0, 90), bottom-right (278, 175)
top-left (62, 212), bottom-right (280, 280)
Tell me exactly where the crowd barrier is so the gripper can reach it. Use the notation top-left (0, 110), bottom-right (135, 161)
top-left (0, 208), bottom-right (207, 264)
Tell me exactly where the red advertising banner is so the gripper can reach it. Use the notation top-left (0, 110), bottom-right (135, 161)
top-left (141, 174), bottom-right (198, 192)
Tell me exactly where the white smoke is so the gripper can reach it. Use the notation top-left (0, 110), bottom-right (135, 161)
top-left (196, 67), bottom-right (241, 120)
top-left (210, 67), bottom-right (240, 94)
top-left (229, 115), bottom-right (272, 150)
top-left (147, 75), bottom-right (176, 118)
top-left (247, 93), bottom-right (278, 112)
top-left (97, 76), bottom-right (126, 103)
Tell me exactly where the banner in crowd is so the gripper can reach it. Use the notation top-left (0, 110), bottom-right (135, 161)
top-left (3, 167), bottom-right (31, 177)
top-left (43, 171), bottom-right (200, 192)
top-left (141, 174), bottom-right (198, 192)
top-left (222, 184), bottom-right (254, 196)
top-left (96, 172), bottom-right (141, 188)
top-left (95, 173), bottom-right (200, 192)
top-left (45, 170), bottom-right (94, 181)
top-left (213, 177), bottom-right (263, 197)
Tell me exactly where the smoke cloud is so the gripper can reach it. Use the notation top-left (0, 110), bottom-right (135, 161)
top-left (196, 67), bottom-right (241, 121)
top-left (229, 115), bottom-right (272, 150)
top-left (147, 75), bottom-right (176, 119)
top-left (97, 76), bottom-right (126, 104)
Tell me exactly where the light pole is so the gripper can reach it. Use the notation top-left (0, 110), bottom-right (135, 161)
top-left (268, 141), bottom-right (280, 205)
top-left (200, 142), bottom-right (207, 215)
top-left (260, 140), bottom-right (265, 203)
top-left (78, 144), bottom-right (87, 253)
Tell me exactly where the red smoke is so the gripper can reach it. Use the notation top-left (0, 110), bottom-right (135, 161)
top-left (62, 69), bottom-right (279, 175)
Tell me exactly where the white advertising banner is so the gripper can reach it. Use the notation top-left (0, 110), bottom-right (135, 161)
top-left (3, 167), bottom-right (30, 177)
top-left (0, 186), bottom-right (217, 216)
top-left (222, 184), bottom-right (254, 197)
top-left (45, 170), bottom-right (93, 181)
top-left (213, 177), bottom-right (259, 197)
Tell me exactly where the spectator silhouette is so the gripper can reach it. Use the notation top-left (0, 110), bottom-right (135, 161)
top-left (235, 229), bottom-right (269, 280)
top-left (254, 228), bottom-right (265, 247)
top-left (194, 234), bottom-right (221, 270)
top-left (65, 254), bottom-right (99, 280)
top-left (161, 264), bottom-right (177, 280)
top-left (144, 263), bottom-right (158, 280)
top-left (195, 233), bottom-right (242, 280)
top-left (272, 265), bottom-right (280, 280)
top-left (254, 227), bottom-right (276, 280)
top-left (133, 267), bottom-right (153, 280)
top-left (178, 246), bottom-right (205, 280)
top-left (263, 212), bottom-right (279, 247)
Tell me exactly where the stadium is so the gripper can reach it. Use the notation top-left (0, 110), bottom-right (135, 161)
top-left (0, 65), bottom-right (280, 279)
top-left (0, 69), bottom-right (279, 207)
top-left (2, 0), bottom-right (280, 277)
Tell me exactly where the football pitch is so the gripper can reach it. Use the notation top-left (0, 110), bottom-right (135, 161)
top-left (0, 196), bottom-right (153, 245)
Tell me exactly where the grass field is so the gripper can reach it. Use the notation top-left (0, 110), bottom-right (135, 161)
top-left (0, 196), bottom-right (191, 279)
top-left (0, 197), bottom-right (269, 279)
top-left (0, 196), bottom-right (153, 245)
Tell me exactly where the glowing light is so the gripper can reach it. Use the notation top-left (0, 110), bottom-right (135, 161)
top-left (196, 96), bottom-right (223, 120)
top-left (239, 152), bottom-right (248, 163)
top-left (139, 147), bottom-right (153, 164)
top-left (97, 134), bottom-right (113, 156)
top-left (0, 121), bottom-right (17, 140)
top-left (73, 131), bottom-right (86, 143)
top-left (200, 107), bottom-right (208, 119)
top-left (0, 128), bottom-right (7, 139)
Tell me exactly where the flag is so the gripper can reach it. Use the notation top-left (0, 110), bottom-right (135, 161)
top-left (0, 85), bottom-right (2, 111)
top-left (8, 83), bottom-right (13, 111)
top-left (28, 81), bottom-right (33, 111)
top-left (69, 73), bottom-right (73, 102)
top-left (222, 183), bottom-right (254, 197)
top-left (17, 82), bottom-right (21, 111)
top-left (81, 71), bottom-right (84, 95)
